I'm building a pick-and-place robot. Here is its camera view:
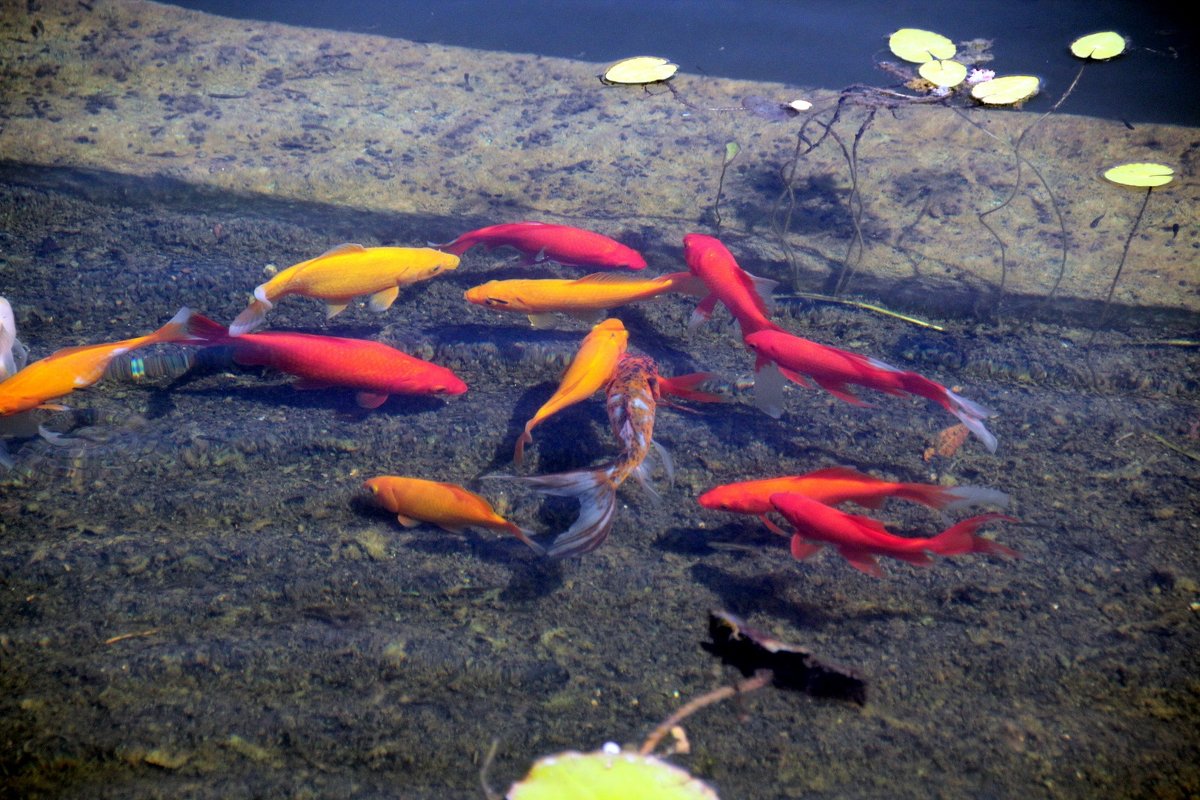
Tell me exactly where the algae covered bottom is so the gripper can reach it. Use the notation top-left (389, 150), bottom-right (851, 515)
top-left (1, 2), bottom-right (1198, 798)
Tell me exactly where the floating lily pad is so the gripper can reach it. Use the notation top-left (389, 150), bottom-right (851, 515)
top-left (601, 56), bottom-right (679, 85)
top-left (888, 28), bottom-right (956, 63)
top-left (1070, 31), bottom-right (1126, 60)
top-left (508, 749), bottom-right (719, 800)
top-left (970, 75), bottom-right (1040, 105)
top-left (918, 59), bottom-right (967, 88)
top-left (1103, 162), bottom-right (1175, 188)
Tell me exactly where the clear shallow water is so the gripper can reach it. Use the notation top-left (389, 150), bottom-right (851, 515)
top-left (1, 3), bottom-right (1198, 799)
top-left (163, 0), bottom-right (1200, 126)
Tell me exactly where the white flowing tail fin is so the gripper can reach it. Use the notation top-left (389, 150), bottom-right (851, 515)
top-left (939, 485), bottom-right (1011, 512)
top-left (752, 359), bottom-right (786, 419)
top-left (945, 389), bottom-right (998, 453)
top-left (518, 467), bottom-right (618, 558)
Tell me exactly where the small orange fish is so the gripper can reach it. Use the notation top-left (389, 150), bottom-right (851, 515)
top-left (365, 475), bottom-right (543, 554)
top-left (0, 308), bottom-right (192, 417)
top-left (514, 318), bottom-right (629, 464)
top-left (230, 243), bottom-right (459, 335)
top-left (463, 271), bottom-right (705, 329)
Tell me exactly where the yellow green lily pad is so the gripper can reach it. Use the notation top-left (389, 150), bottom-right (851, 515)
top-left (970, 75), bottom-right (1040, 105)
top-left (1103, 162), bottom-right (1175, 188)
top-left (888, 29), bottom-right (956, 63)
top-left (507, 749), bottom-right (719, 800)
top-left (601, 56), bottom-right (679, 85)
top-left (918, 59), bottom-right (967, 88)
top-left (1070, 31), bottom-right (1126, 60)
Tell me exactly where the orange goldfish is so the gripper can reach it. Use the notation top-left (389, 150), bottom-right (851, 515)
top-left (698, 466), bottom-right (1010, 535)
top-left (514, 318), bottom-right (629, 464)
top-left (463, 271), bottom-right (705, 329)
top-left (365, 475), bottom-right (543, 554)
top-left (681, 233), bottom-right (781, 336)
top-left (434, 221), bottom-right (647, 270)
top-left (770, 492), bottom-right (1019, 577)
top-left (1, 297), bottom-right (28, 379)
top-left (0, 308), bottom-right (192, 417)
top-left (229, 243), bottom-right (459, 335)
top-left (743, 328), bottom-right (998, 451)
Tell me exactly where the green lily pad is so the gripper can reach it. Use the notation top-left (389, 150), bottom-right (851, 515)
top-left (508, 749), bottom-right (719, 800)
top-left (970, 75), bottom-right (1040, 105)
top-left (601, 56), bottom-right (679, 85)
top-left (888, 28), bottom-right (956, 63)
top-left (1103, 162), bottom-right (1175, 188)
top-left (1070, 31), bottom-right (1126, 60)
top-left (919, 59), bottom-right (967, 88)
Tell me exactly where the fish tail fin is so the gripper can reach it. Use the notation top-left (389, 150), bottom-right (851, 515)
top-left (658, 372), bottom-right (726, 403)
top-left (149, 307), bottom-right (193, 344)
top-left (513, 430), bottom-right (533, 465)
top-left (229, 299), bottom-right (272, 337)
top-left (429, 236), bottom-right (473, 257)
top-left (944, 388), bottom-right (998, 453)
top-left (751, 357), bottom-right (786, 419)
top-left (928, 513), bottom-right (1020, 559)
top-left (892, 483), bottom-right (1011, 512)
top-left (185, 312), bottom-right (235, 344)
top-left (503, 522), bottom-right (546, 556)
top-left (519, 467), bottom-right (618, 558)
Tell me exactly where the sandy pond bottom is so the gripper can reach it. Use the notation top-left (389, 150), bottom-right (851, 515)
top-left (0, 170), bottom-right (1197, 799)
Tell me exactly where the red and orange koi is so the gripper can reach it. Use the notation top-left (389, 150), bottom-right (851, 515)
top-left (698, 466), bottom-right (1010, 535)
top-left (185, 313), bottom-right (466, 408)
top-left (229, 243), bottom-right (459, 335)
top-left (464, 271), bottom-right (705, 329)
top-left (0, 307), bottom-right (192, 416)
top-left (743, 328), bottom-right (998, 452)
top-left (514, 318), bottom-right (629, 464)
top-left (365, 475), bottom-right (543, 554)
top-left (434, 221), bottom-right (647, 270)
top-left (681, 233), bottom-right (781, 336)
top-left (769, 492), bottom-right (1019, 577)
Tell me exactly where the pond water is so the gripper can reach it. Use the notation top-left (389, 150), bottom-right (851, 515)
top-left (1, 2), bottom-right (1197, 799)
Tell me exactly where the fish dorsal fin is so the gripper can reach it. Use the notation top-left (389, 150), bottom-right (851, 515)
top-left (316, 242), bottom-right (366, 259)
top-left (572, 271), bottom-right (645, 286)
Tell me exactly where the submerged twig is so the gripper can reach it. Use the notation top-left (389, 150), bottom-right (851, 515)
top-left (639, 671), bottom-right (772, 757)
top-left (776, 292), bottom-right (945, 331)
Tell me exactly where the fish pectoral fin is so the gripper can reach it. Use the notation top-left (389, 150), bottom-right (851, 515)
top-left (368, 286), bottom-right (400, 312)
top-left (760, 514), bottom-right (790, 537)
top-left (395, 513), bottom-right (421, 528)
top-left (526, 313), bottom-right (558, 329)
top-left (356, 392), bottom-right (389, 409)
top-left (814, 377), bottom-right (870, 406)
top-left (324, 302), bottom-right (350, 319)
top-left (789, 535), bottom-right (823, 560)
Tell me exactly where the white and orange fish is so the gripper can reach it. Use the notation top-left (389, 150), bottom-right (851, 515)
top-left (514, 318), bottom-right (629, 464)
top-left (365, 475), bottom-right (543, 554)
top-left (229, 243), bottom-right (459, 335)
top-left (0, 308), bottom-right (192, 417)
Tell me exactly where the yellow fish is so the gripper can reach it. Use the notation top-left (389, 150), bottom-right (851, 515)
top-left (365, 475), bottom-right (543, 555)
top-left (0, 308), bottom-right (192, 416)
top-left (230, 243), bottom-right (459, 335)
top-left (463, 271), bottom-right (705, 329)
top-left (514, 318), bottom-right (628, 464)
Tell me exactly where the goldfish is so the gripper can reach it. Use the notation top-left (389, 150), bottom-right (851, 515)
top-left (1, 297), bottom-right (29, 379)
top-left (229, 243), bottom-right (459, 335)
top-left (365, 475), bottom-right (543, 555)
top-left (433, 221), bottom-right (647, 270)
top-left (514, 318), bottom-right (629, 464)
top-left (743, 328), bottom-right (998, 452)
top-left (185, 313), bottom-right (466, 407)
top-left (769, 492), bottom-right (1019, 576)
top-left (698, 466), bottom-right (1010, 535)
top-left (510, 353), bottom-right (671, 558)
top-left (464, 271), bottom-right (705, 329)
top-left (0, 307), bottom-right (192, 417)
top-left (681, 233), bottom-right (781, 336)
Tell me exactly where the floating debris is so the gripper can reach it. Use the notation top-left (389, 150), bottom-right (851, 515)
top-left (600, 56), bottom-right (679, 86)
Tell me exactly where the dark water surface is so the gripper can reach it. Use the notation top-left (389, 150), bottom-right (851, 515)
top-left (164, 0), bottom-right (1200, 126)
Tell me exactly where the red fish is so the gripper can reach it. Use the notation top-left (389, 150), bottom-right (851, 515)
top-left (743, 328), bottom-right (998, 452)
top-left (769, 492), bottom-right (1019, 576)
top-left (698, 466), bottom-right (1009, 535)
top-left (681, 233), bottom-right (781, 336)
top-left (434, 221), bottom-right (647, 270)
top-left (184, 314), bottom-right (466, 407)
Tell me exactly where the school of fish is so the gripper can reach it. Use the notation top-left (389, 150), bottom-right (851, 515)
top-left (0, 220), bottom-right (1018, 575)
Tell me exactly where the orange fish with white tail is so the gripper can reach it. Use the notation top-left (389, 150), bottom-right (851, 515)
top-left (0, 308), bottom-right (192, 416)
top-left (698, 466), bottom-right (1010, 535)
top-left (434, 221), bottom-right (647, 270)
top-left (514, 318), bottom-right (629, 464)
top-left (229, 243), bottom-right (458, 335)
top-left (743, 328), bottom-right (998, 452)
top-left (769, 492), bottom-right (1019, 577)
top-left (365, 475), bottom-right (543, 555)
